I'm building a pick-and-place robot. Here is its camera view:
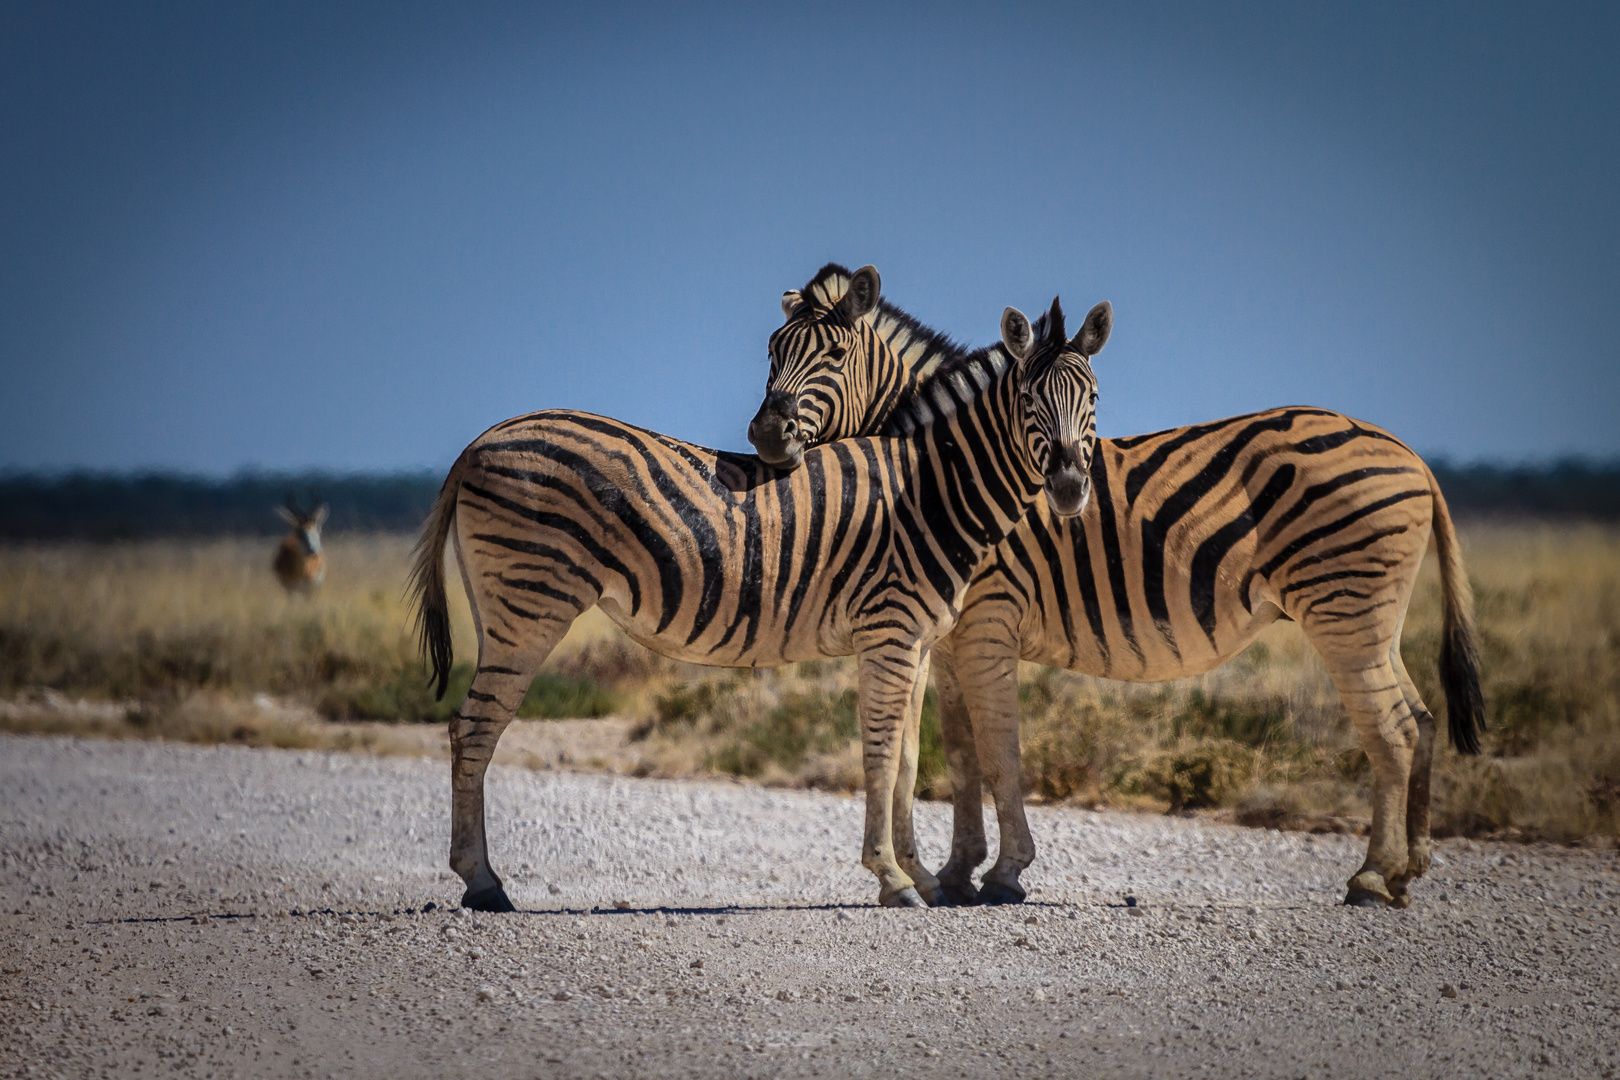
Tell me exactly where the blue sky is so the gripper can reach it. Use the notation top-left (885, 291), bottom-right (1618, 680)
top-left (2, 2), bottom-right (1616, 474)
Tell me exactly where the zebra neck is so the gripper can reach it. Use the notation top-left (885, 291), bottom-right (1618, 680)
top-left (866, 302), bottom-right (978, 432)
top-left (897, 351), bottom-right (1045, 536)
top-left (882, 343), bottom-right (1015, 434)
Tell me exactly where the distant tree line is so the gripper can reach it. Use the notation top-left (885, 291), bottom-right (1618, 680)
top-left (1, 459), bottom-right (1617, 540)
top-left (0, 470), bottom-right (443, 540)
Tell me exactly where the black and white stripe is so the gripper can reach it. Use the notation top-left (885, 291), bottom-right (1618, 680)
top-left (748, 266), bottom-right (1484, 910)
top-left (412, 276), bottom-right (1108, 911)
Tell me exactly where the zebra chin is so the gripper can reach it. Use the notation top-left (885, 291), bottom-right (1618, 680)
top-left (1043, 469), bottom-right (1090, 518)
top-left (756, 445), bottom-right (805, 469)
top-left (747, 406), bottom-right (807, 469)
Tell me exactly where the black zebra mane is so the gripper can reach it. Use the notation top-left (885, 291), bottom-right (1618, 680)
top-left (801, 262), bottom-right (969, 359)
top-left (800, 263), bottom-right (1061, 436)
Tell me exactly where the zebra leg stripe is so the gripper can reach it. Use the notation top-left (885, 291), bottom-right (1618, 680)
top-left (856, 636), bottom-right (930, 907)
top-left (951, 625), bottom-right (1032, 905)
top-left (889, 648), bottom-right (944, 906)
top-left (932, 639), bottom-right (988, 905)
top-left (449, 681), bottom-right (521, 911)
top-left (1391, 641), bottom-right (1438, 894)
top-left (1329, 659), bottom-right (1419, 907)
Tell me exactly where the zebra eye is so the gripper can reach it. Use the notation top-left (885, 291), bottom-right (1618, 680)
top-left (825, 346), bottom-right (847, 365)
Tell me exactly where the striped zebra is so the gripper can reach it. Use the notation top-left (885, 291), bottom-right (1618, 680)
top-left (410, 278), bottom-right (1111, 910)
top-left (748, 264), bottom-right (1484, 910)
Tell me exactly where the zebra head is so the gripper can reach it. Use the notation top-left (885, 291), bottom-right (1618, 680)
top-left (749, 263), bottom-right (886, 469)
top-left (1001, 297), bottom-right (1112, 518)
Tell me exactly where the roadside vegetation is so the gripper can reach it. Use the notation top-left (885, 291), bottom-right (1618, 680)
top-left (2, 522), bottom-right (1616, 844)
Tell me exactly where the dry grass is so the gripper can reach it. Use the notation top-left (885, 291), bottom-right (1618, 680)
top-left (2, 522), bottom-right (1616, 843)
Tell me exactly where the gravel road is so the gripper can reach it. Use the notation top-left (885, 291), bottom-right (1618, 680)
top-left (2, 733), bottom-right (1617, 1079)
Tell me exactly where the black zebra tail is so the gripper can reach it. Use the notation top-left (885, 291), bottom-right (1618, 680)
top-left (1429, 469), bottom-right (1486, 754)
top-left (408, 452), bottom-right (465, 702)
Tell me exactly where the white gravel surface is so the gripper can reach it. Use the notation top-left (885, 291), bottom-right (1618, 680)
top-left (2, 733), bottom-right (1618, 1079)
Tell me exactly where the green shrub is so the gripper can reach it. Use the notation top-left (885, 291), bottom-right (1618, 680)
top-left (654, 680), bottom-right (738, 726)
top-left (318, 662), bottom-right (473, 722)
top-left (517, 672), bottom-right (619, 719)
top-left (710, 689), bottom-right (859, 777)
top-left (1115, 742), bottom-right (1255, 811)
top-left (1171, 689), bottom-right (1290, 748)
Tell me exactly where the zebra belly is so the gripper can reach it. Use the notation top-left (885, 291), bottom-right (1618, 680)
top-left (595, 594), bottom-right (858, 667)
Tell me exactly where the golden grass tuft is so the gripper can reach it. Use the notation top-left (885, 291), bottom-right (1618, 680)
top-left (2, 522), bottom-right (1616, 843)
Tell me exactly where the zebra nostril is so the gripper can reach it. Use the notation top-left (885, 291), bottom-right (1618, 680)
top-left (782, 421), bottom-right (798, 439)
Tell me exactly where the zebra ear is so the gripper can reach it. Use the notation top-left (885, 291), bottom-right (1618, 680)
top-left (781, 290), bottom-right (803, 319)
top-left (311, 504), bottom-right (329, 527)
top-left (837, 265), bottom-right (881, 323)
top-left (276, 506), bottom-right (299, 527)
top-left (1072, 301), bottom-right (1113, 357)
top-left (1001, 307), bottom-right (1034, 360)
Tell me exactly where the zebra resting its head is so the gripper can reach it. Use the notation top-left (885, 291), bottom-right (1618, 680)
top-left (749, 262), bottom-right (889, 468)
top-left (1002, 296), bottom-right (1112, 518)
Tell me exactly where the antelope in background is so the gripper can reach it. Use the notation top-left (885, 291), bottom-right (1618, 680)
top-left (272, 497), bottom-right (327, 593)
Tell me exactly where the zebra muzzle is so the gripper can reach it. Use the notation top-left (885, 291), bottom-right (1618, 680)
top-left (1044, 467), bottom-right (1090, 517)
top-left (748, 391), bottom-right (805, 469)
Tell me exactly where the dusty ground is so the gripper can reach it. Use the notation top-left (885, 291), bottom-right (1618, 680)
top-left (2, 734), bottom-right (1617, 1080)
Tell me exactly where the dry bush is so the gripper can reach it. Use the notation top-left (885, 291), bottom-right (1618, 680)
top-left (0, 535), bottom-right (620, 721)
top-left (3, 522), bottom-right (1617, 843)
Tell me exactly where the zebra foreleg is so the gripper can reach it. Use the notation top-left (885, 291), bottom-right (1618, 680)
top-left (855, 638), bottom-right (928, 908)
top-left (889, 648), bottom-right (946, 907)
top-left (931, 639), bottom-right (987, 906)
top-left (958, 640), bottom-right (1032, 905)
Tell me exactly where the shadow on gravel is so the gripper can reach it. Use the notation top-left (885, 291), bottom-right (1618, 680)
top-left (84, 897), bottom-right (1313, 925)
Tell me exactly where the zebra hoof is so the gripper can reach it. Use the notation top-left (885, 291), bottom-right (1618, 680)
top-left (915, 882), bottom-right (951, 908)
top-left (978, 881), bottom-right (1026, 906)
top-left (880, 887), bottom-right (928, 909)
top-left (1343, 871), bottom-right (1395, 909)
top-left (937, 880), bottom-right (980, 907)
top-left (462, 884), bottom-right (516, 913)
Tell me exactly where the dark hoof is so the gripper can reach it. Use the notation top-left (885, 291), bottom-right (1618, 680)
top-left (937, 880), bottom-right (980, 907)
top-left (881, 887), bottom-right (928, 908)
top-left (1343, 891), bottom-right (1387, 909)
top-left (462, 884), bottom-right (516, 913)
top-left (916, 883), bottom-right (951, 908)
top-left (978, 881), bottom-right (1026, 906)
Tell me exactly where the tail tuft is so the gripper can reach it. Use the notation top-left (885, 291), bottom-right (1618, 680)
top-left (408, 456), bottom-right (464, 701)
top-left (1439, 612), bottom-right (1486, 754)
top-left (1429, 469), bottom-right (1486, 754)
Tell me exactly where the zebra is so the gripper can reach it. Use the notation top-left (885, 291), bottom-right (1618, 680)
top-left (272, 497), bottom-right (327, 593)
top-left (747, 264), bottom-right (1484, 910)
top-left (410, 278), bottom-right (1112, 911)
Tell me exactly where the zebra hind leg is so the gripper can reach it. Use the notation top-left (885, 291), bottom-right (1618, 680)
top-left (450, 615), bottom-right (580, 912)
top-left (931, 640), bottom-right (988, 906)
top-left (1326, 658), bottom-right (1420, 908)
top-left (1390, 647), bottom-right (1438, 901)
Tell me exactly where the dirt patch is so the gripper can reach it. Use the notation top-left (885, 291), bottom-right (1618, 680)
top-left (4, 734), bottom-right (1619, 1079)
